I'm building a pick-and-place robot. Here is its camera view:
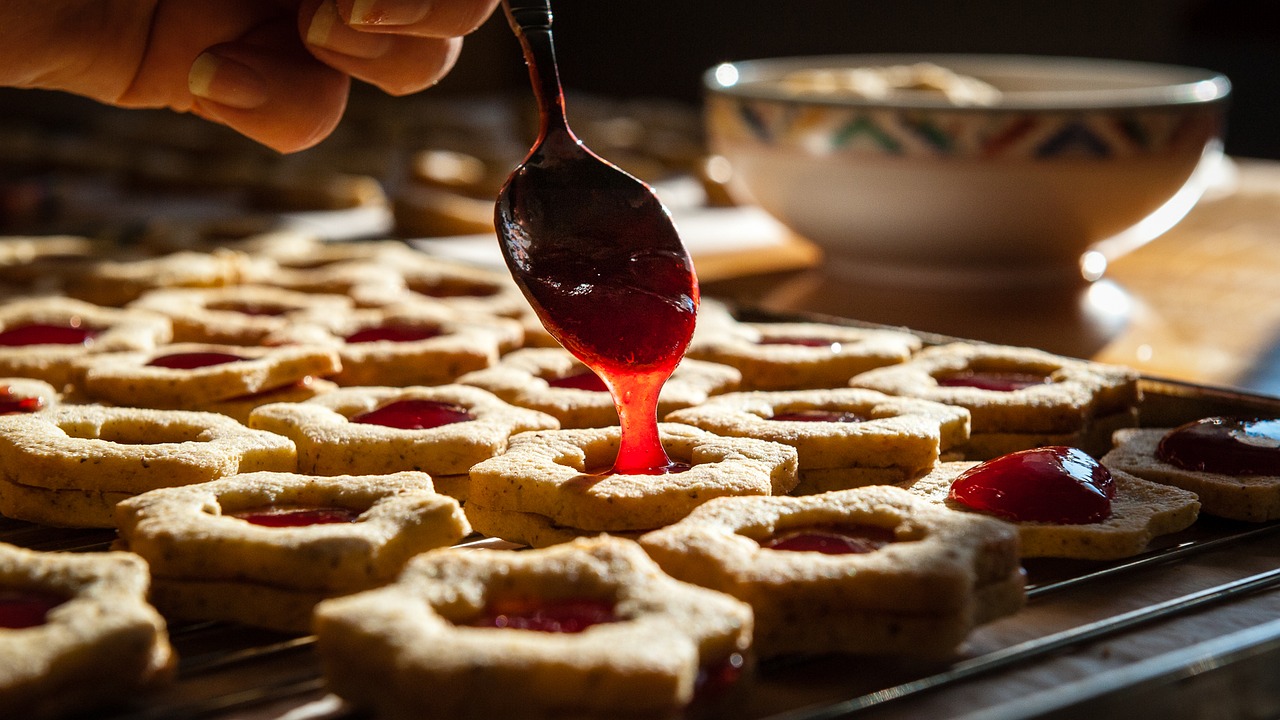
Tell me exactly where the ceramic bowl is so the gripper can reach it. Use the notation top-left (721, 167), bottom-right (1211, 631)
top-left (704, 54), bottom-right (1230, 285)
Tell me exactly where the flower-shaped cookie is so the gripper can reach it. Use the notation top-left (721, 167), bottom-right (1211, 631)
top-left (1, 378), bottom-right (58, 416)
top-left (0, 405), bottom-right (297, 527)
top-left (686, 320), bottom-right (921, 390)
top-left (66, 248), bottom-right (269, 307)
top-left (128, 285), bottom-right (354, 345)
top-left (639, 486), bottom-right (1023, 658)
top-left (850, 342), bottom-right (1140, 459)
top-left (115, 470), bottom-right (470, 632)
top-left (0, 543), bottom-right (174, 719)
top-left (314, 536), bottom-right (753, 720)
top-left (458, 348), bottom-right (742, 429)
top-left (350, 254), bottom-right (529, 318)
top-left (666, 387), bottom-right (969, 494)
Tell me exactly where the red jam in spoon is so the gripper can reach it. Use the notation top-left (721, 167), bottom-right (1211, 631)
top-left (469, 596), bottom-right (618, 633)
top-left (147, 352), bottom-right (246, 369)
top-left (0, 589), bottom-right (66, 629)
top-left (761, 524), bottom-right (897, 554)
top-left (1156, 416), bottom-right (1280, 476)
top-left (769, 409), bottom-right (866, 423)
top-left (949, 446), bottom-right (1116, 524)
top-left (344, 324), bottom-right (442, 344)
top-left (0, 387), bottom-right (44, 415)
top-left (231, 505), bottom-right (362, 527)
top-left (545, 369), bottom-right (608, 392)
top-left (0, 322), bottom-right (99, 347)
top-left (935, 370), bottom-right (1051, 392)
top-left (350, 399), bottom-right (473, 430)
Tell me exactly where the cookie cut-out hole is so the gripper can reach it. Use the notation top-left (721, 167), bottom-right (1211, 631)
top-left (0, 387), bottom-right (44, 415)
top-left (545, 369), bottom-right (608, 392)
top-left (759, 524), bottom-right (897, 554)
top-left (769, 409), bottom-right (866, 423)
top-left (935, 370), bottom-right (1051, 391)
top-left (230, 505), bottom-right (363, 527)
top-left (467, 596), bottom-right (619, 633)
top-left (0, 322), bottom-right (100, 346)
top-left (147, 351), bottom-right (247, 370)
top-left (205, 301), bottom-right (290, 317)
top-left (0, 588), bottom-right (67, 629)
top-left (408, 279), bottom-right (501, 298)
top-left (344, 324), bottom-right (442, 344)
top-left (757, 336), bottom-right (840, 351)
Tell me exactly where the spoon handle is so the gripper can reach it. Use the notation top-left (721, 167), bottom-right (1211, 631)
top-left (502, 0), bottom-right (571, 136)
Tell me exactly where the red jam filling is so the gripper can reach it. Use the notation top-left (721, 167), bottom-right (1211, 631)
top-left (0, 322), bottom-right (100, 347)
top-left (469, 597), bottom-right (618, 633)
top-left (146, 351), bottom-right (246, 369)
top-left (344, 324), bottom-right (442, 344)
top-left (350, 399), bottom-right (473, 429)
top-left (769, 409), bottom-right (866, 423)
top-left (1156, 416), bottom-right (1280, 476)
top-left (694, 653), bottom-right (746, 700)
top-left (948, 446), bottom-right (1116, 524)
top-left (0, 589), bottom-right (66, 629)
top-left (231, 505), bottom-right (362, 527)
top-left (761, 524), bottom-right (897, 554)
top-left (0, 387), bottom-right (44, 415)
top-left (545, 369), bottom-right (608, 392)
top-left (935, 370), bottom-right (1051, 392)
top-left (757, 336), bottom-right (840, 351)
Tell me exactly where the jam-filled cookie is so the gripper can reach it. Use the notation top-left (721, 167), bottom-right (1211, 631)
top-left (639, 485), bottom-right (1023, 658)
top-left (1103, 418), bottom-right (1280, 522)
top-left (349, 254), bottom-right (529, 318)
top-left (66, 248), bottom-right (270, 307)
top-left (115, 470), bottom-right (470, 632)
top-left (249, 385), bottom-right (558, 500)
top-left (467, 423), bottom-right (798, 543)
top-left (0, 234), bottom-right (111, 294)
top-left (901, 447), bottom-right (1200, 559)
top-left (0, 405), bottom-right (296, 527)
top-left (458, 348), bottom-right (742, 429)
top-left (313, 536), bottom-right (753, 720)
top-left (686, 320), bottom-right (921, 390)
top-left (850, 342), bottom-right (1140, 459)
top-left (0, 297), bottom-right (172, 388)
top-left (1, 378), bottom-right (58, 416)
top-left (128, 285), bottom-right (354, 345)
top-left (0, 543), bottom-right (174, 719)
top-left (666, 387), bottom-right (969, 494)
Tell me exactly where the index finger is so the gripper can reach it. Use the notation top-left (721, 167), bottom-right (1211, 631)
top-left (336, 0), bottom-right (500, 37)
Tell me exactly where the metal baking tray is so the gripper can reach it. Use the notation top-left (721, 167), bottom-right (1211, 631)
top-left (8, 312), bottom-right (1280, 720)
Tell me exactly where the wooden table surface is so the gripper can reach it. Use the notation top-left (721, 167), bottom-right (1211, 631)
top-left (703, 157), bottom-right (1280, 399)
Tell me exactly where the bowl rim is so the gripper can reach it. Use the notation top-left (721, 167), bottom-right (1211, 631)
top-left (703, 54), bottom-right (1231, 112)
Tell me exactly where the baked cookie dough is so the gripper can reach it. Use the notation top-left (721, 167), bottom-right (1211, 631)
top-left (0, 543), bottom-right (174, 719)
top-left (850, 342), bottom-right (1140, 459)
top-left (639, 485), bottom-right (1023, 658)
top-left (115, 470), bottom-right (470, 632)
top-left (350, 254), bottom-right (529, 318)
top-left (128, 285), bottom-right (354, 345)
top-left (666, 387), bottom-right (969, 494)
top-left (458, 348), bottom-right (742, 429)
top-left (65, 248), bottom-right (271, 307)
top-left (313, 536), bottom-right (753, 720)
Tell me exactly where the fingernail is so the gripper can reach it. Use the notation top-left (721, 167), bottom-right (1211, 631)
top-left (188, 52), bottom-right (269, 110)
top-left (349, 0), bottom-right (431, 26)
top-left (309, 0), bottom-right (394, 59)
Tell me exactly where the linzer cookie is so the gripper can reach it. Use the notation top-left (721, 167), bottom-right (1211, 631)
top-left (850, 342), bottom-right (1140, 459)
top-left (0, 544), bottom-right (174, 719)
top-left (65, 248), bottom-right (271, 307)
top-left (639, 486), bottom-right (1023, 658)
top-left (0, 405), bottom-right (296, 527)
top-left (1103, 418), bottom-right (1280, 522)
top-left (115, 470), bottom-right (470, 632)
top-left (0, 234), bottom-right (111, 294)
top-left (349, 254), bottom-right (529, 318)
top-left (249, 385), bottom-right (558, 500)
top-left (458, 348), bottom-right (742, 429)
top-left (666, 387), bottom-right (969, 494)
top-left (314, 536), bottom-right (753, 720)
top-left (127, 285), bottom-right (354, 345)
top-left (1, 378), bottom-right (58, 416)
top-left (901, 448), bottom-right (1200, 559)
top-left (686, 320), bottom-right (921, 390)
top-left (0, 297), bottom-right (172, 388)
top-left (466, 423), bottom-right (798, 545)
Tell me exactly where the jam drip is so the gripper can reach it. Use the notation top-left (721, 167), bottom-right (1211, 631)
top-left (769, 409), bottom-right (865, 423)
top-left (545, 369), bottom-right (608, 392)
top-left (761, 524), bottom-right (897, 554)
top-left (147, 352), bottom-right (245, 369)
top-left (0, 387), bottom-right (44, 415)
top-left (935, 370), bottom-right (1051, 392)
top-left (231, 505), bottom-right (362, 527)
top-left (344, 325), bottom-right (442, 344)
top-left (949, 446), bottom-right (1116, 524)
top-left (0, 322), bottom-right (99, 347)
top-left (470, 597), bottom-right (617, 633)
top-left (0, 589), bottom-right (66, 629)
top-left (350, 399), bottom-right (473, 430)
top-left (1156, 416), bottom-right (1280, 476)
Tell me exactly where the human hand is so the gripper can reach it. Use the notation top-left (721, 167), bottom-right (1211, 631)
top-left (0, 0), bottom-right (500, 153)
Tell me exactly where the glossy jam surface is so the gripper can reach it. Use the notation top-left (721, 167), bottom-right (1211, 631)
top-left (769, 409), bottom-right (866, 423)
top-left (0, 322), bottom-right (99, 347)
top-left (757, 336), bottom-right (840, 350)
top-left (949, 446), bottom-right (1116, 524)
top-left (0, 387), bottom-right (44, 415)
top-left (344, 324), bottom-right (442, 344)
top-left (147, 352), bottom-right (245, 369)
top-left (545, 369), bottom-right (608, 392)
top-left (0, 589), bottom-right (65, 629)
top-left (1156, 417), bottom-right (1280, 476)
top-left (935, 370), bottom-right (1051, 392)
top-left (350, 399), bottom-right (473, 430)
top-left (231, 505), bottom-right (362, 527)
top-left (469, 596), bottom-right (618, 633)
top-left (761, 524), bottom-right (897, 554)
